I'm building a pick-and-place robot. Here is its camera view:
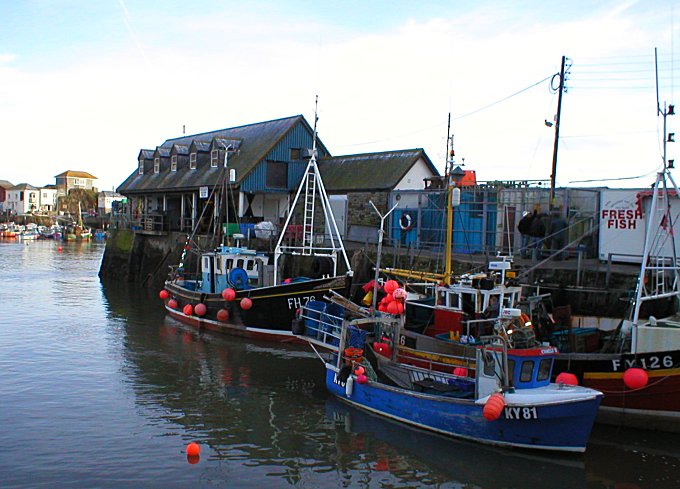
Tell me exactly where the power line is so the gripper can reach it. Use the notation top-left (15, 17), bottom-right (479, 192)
top-left (453, 73), bottom-right (554, 121)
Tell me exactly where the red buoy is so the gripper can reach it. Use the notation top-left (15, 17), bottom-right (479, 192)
top-left (186, 442), bottom-right (200, 456)
top-left (356, 374), bottom-right (368, 384)
top-left (483, 393), bottom-right (506, 421)
top-left (386, 300), bottom-right (400, 315)
top-left (168, 299), bottom-right (178, 309)
top-left (194, 303), bottom-right (207, 316)
top-left (555, 372), bottom-right (579, 386)
top-left (384, 280), bottom-right (399, 294)
top-left (216, 309), bottom-right (229, 322)
top-left (221, 288), bottom-right (236, 301)
top-left (240, 297), bottom-right (253, 310)
top-left (183, 304), bottom-right (193, 316)
top-left (159, 289), bottom-right (169, 300)
top-left (623, 367), bottom-right (649, 390)
top-left (354, 366), bottom-right (365, 375)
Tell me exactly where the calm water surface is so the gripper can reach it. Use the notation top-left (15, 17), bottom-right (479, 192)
top-left (0, 239), bottom-right (679, 488)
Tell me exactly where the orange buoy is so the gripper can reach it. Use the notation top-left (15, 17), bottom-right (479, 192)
top-left (221, 288), bottom-right (236, 301)
top-left (384, 280), bottom-right (399, 294)
top-left (183, 304), bottom-right (193, 316)
top-left (194, 303), bottom-right (207, 316)
top-left (159, 289), bottom-right (169, 300)
top-left (555, 372), bottom-right (578, 386)
top-left (386, 300), bottom-right (400, 315)
top-left (216, 309), bottom-right (229, 322)
top-left (354, 366), bottom-right (365, 375)
top-left (623, 367), bottom-right (649, 389)
top-left (168, 299), bottom-right (178, 309)
top-left (240, 297), bottom-right (253, 310)
top-left (186, 442), bottom-right (200, 456)
top-left (483, 393), bottom-right (506, 421)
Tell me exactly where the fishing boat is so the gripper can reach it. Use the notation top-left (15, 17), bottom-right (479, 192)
top-left (295, 298), bottom-right (602, 453)
top-left (550, 116), bottom-right (680, 431)
top-left (161, 101), bottom-right (353, 341)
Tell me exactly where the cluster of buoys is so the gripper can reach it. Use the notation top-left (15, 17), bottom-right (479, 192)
top-left (156, 286), bottom-right (253, 322)
top-left (483, 393), bottom-right (506, 421)
top-left (377, 280), bottom-right (407, 315)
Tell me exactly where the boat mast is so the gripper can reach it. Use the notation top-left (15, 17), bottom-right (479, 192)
top-left (273, 96), bottom-right (352, 283)
top-left (444, 118), bottom-right (455, 285)
top-left (629, 52), bottom-right (678, 351)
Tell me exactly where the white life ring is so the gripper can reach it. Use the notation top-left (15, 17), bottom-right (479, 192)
top-left (399, 212), bottom-right (414, 231)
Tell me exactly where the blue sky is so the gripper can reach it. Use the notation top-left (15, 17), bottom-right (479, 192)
top-left (1, 0), bottom-right (678, 191)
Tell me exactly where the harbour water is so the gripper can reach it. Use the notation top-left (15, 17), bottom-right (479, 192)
top-left (1, 239), bottom-right (679, 489)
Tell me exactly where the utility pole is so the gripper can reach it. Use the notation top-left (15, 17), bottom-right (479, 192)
top-left (550, 55), bottom-right (567, 209)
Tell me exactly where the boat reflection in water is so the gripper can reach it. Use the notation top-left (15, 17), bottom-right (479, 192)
top-left (324, 398), bottom-right (586, 489)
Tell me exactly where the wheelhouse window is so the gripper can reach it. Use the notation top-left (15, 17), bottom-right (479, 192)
top-left (211, 149), bottom-right (219, 168)
top-left (266, 161), bottom-right (288, 189)
top-left (154, 157), bottom-right (160, 173)
top-left (537, 358), bottom-right (552, 381)
top-left (520, 360), bottom-right (535, 382)
top-left (139, 160), bottom-right (144, 175)
top-left (190, 153), bottom-right (197, 170)
top-left (171, 155), bottom-right (177, 172)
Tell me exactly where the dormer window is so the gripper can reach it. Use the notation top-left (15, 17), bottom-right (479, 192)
top-left (171, 155), bottom-right (177, 172)
top-left (139, 160), bottom-right (144, 175)
top-left (211, 149), bottom-right (218, 168)
top-left (190, 153), bottom-right (197, 170)
top-left (154, 157), bottom-right (160, 174)
top-left (290, 148), bottom-right (301, 160)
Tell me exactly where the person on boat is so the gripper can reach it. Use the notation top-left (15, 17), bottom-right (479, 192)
top-left (528, 210), bottom-right (547, 259)
top-left (548, 210), bottom-right (568, 261)
top-left (517, 210), bottom-right (534, 258)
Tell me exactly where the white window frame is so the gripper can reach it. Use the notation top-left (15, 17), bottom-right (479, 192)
top-left (139, 160), bottom-right (144, 175)
top-left (211, 149), bottom-right (218, 168)
top-left (190, 153), bottom-right (197, 170)
top-left (171, 155), bottom-right (177, 172)
top-left (154, 157), bottom-right (160, 174)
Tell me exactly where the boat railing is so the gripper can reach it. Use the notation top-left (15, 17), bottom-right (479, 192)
top-left (297, 302), bottom-right (347, 350)
top-left (395, 345), bottom-right (477, 378)
top-left (462, 318), bottom-right (497, 340)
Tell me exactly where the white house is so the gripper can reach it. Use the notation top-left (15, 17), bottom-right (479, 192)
top-left (39, 185), bottom-right (59, 213)
top-left (98, 190), bottom-right (126, 214)
top-left (6, 183), bottom-right (40, 214)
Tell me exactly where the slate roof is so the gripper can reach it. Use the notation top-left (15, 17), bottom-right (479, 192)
top-left (318, 149), bottom-right (438, 191)
top-left (10, 183), bottom-right (39, 190)
top-left (118, 115), bottom-right (328, 194)
top-left (55, 170), bottom-right (97, 179)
